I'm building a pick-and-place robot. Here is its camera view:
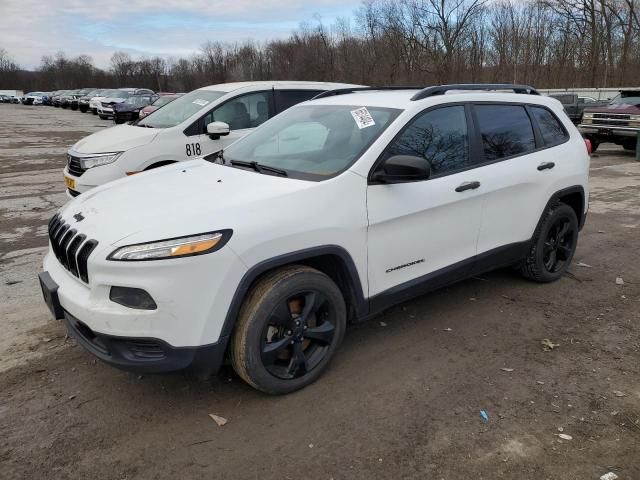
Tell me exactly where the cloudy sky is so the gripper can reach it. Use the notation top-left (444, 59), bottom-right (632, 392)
top-left (0, 0), bottom-right (362, 69)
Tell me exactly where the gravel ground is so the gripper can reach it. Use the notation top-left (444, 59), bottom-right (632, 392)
top-left (1, 103), bottom-right (639, 480)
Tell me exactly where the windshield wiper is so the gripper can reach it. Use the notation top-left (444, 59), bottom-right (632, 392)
top-left (230, 160), bottom-right (288, 177)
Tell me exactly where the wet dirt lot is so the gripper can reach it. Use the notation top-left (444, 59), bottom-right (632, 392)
top-left (1, 103), bottom-right (639, 479)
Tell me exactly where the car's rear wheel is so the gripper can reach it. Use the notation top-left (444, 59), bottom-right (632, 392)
top-left (230, 265), bottom-right (346, 394)
top-left (519, 203), bottom-right (579, 283)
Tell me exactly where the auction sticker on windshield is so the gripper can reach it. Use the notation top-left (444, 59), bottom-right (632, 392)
top-left (351, 107), bottom-right (375, 129)
top-left (192, 99), bottom-right (210, 106)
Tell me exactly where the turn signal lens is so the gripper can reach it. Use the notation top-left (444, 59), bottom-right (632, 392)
top-left (171, 238), bottom-right (219, 256)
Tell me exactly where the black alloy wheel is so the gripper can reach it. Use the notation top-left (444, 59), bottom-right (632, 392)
top-left (542, 217), bottom-right (575, 274)
top-left (518, 202), bottom-right (579, 283)
top-left (261, 291), bottom-right (337, 380)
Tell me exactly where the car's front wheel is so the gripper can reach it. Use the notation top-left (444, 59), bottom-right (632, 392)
top-left (519, 202), bottom-right (579, 283)
top-left (231, 265), bottom-right (346, 394)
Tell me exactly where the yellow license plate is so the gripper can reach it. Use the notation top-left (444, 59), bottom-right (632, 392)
top-left (64, 175), bottom-right (76, 190)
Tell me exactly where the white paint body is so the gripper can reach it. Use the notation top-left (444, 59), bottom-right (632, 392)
top-left (46, 90), bottom-right (590, 349)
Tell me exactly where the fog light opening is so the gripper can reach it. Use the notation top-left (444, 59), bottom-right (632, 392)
top-left (109, 286), bottom-right (157, 310)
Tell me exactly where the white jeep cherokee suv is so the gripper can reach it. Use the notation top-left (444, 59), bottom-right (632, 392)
top-left (64, 81), bottom-right (359, 196)
top-left (40, 84), bottom-right (590, 394)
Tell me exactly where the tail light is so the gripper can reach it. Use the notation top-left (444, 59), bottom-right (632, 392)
top-left (584, 138), bottom-right (592, 155)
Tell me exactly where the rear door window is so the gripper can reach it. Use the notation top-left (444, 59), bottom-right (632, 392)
top-left (529, 107), bottom-right (569, 146)
top-left (474, 105), bottom-right (536, 161)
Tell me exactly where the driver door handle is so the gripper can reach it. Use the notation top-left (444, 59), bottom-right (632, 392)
top-left (455, 181), bottom-right (481, 192)
top-left (537, 162), bottom-right (555, 171)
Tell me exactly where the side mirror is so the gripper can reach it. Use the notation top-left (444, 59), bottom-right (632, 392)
top-left (207, 121), bottom-right (230, 139)
top-left (372, 155), bottom-right (431, 184)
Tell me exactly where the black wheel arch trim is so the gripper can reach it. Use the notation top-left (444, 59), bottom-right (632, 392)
top-left (219, 245), bottom-right (368, 342)
top-left (538, 185), bottom-right (586, 231)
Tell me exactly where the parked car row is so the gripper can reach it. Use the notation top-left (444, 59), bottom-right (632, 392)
top-left (40, 81), bottom-right (592, 395)
top-left (17, 87), bottom-right (182, 125)
top-left (0, 94), bottom-right (21, 103)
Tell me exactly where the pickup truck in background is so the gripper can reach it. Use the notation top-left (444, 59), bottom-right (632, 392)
top-left (579, 90), bottom-right (640, 153)
top-left (549, 93), bottom-right (609, 123)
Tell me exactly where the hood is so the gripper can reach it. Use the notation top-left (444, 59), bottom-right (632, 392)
top-left (58, 160), bottom-right (313, 246)
top-left (585, 103), bottom-right (640, 114)
top-left (72, 123), bottom-right (160, 153)
top-left (114, 103), bottom-right (141, 113)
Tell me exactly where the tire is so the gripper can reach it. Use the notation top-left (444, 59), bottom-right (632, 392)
top-left (591, 140), bottom-right (600, 153)
top-left (230, 265), bottom-right (346, 394)
top-left (91, 109), bottom-right (97, 115)
top-left (99, 115), bottom-right (108, 120)
top-left (519, 202), bottom-right (579, 283)
top-left (622, 141), bottom-right (636, 152)
top-left (79, 106), bottom-right (87, 113)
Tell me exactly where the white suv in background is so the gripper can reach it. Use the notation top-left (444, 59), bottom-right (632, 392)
top-left (40, 84), bottom-right (590, 394)
top-left (63, 81), bottom-right (360, 196)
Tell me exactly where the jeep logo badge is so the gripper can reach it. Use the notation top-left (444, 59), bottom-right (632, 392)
top-left (73, 212), bottom-right (85, 222)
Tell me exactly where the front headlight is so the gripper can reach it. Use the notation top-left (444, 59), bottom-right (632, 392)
top-left (582, 112), bottom-right (594, 119)
top-left (79, 152), bottom-right (123, 169)
top-left (108, 231), bottom-right (232, 261)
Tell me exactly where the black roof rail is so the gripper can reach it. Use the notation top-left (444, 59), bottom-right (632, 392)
top-left (312, 86), bottom-right (423, 100)
top-left (411, 84), bottom-right (540, 101)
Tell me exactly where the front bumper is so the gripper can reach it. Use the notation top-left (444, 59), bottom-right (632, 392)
top-left (579, 124), bottom-right (640, 138)
top-left (41, 227), bottom-right (245, 352)
top-left (63, 164), bottom-right (123, 194)
top-left (63, 309), bottom-right (227, 373)
top-left (98, 105), bottom-right (114, 116)
top-left (39, 271), bottom-right (226, 373)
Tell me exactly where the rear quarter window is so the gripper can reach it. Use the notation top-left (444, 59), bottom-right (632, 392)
top-left (474, 105), bottom-right (536, 161)
top-left (530, 106), bottom-right (569, 146)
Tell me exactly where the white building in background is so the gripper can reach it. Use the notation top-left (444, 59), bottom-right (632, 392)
top-left (0, 89), bottom-right (23, 97)
top-left (539, 87), bottom-right (640, 101)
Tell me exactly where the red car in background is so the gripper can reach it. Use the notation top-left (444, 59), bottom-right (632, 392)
top-left (138, 93), bottom-right (183, 119)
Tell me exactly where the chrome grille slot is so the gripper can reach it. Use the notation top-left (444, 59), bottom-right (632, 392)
top-left (77, 240), bottom-right (99, 283)
top-left (47, 214), bottom-right (99, 284)
top-left (67, 234), bottom-right (86, 276)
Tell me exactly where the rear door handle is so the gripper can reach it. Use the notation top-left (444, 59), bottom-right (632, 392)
top-left (537, 162), bottom-right (555, 171)
top-left (455, 181), bottom-right (481, 192)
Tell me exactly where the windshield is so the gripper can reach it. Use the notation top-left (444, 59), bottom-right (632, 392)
top-left (152, 95), bottom-right (178, 107)
top-left (610, 93), bottom-right (640, 105)
top-left (222, 105), bottom-right (401, 180)
top-left (139, 89), bottom-right (224, 128)
top-left (125, 96), bottom-right (147, 106)
top-left (98, 89), bottom-right (124, 98)
top-left (110, 90), bottom-right (131, 99)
